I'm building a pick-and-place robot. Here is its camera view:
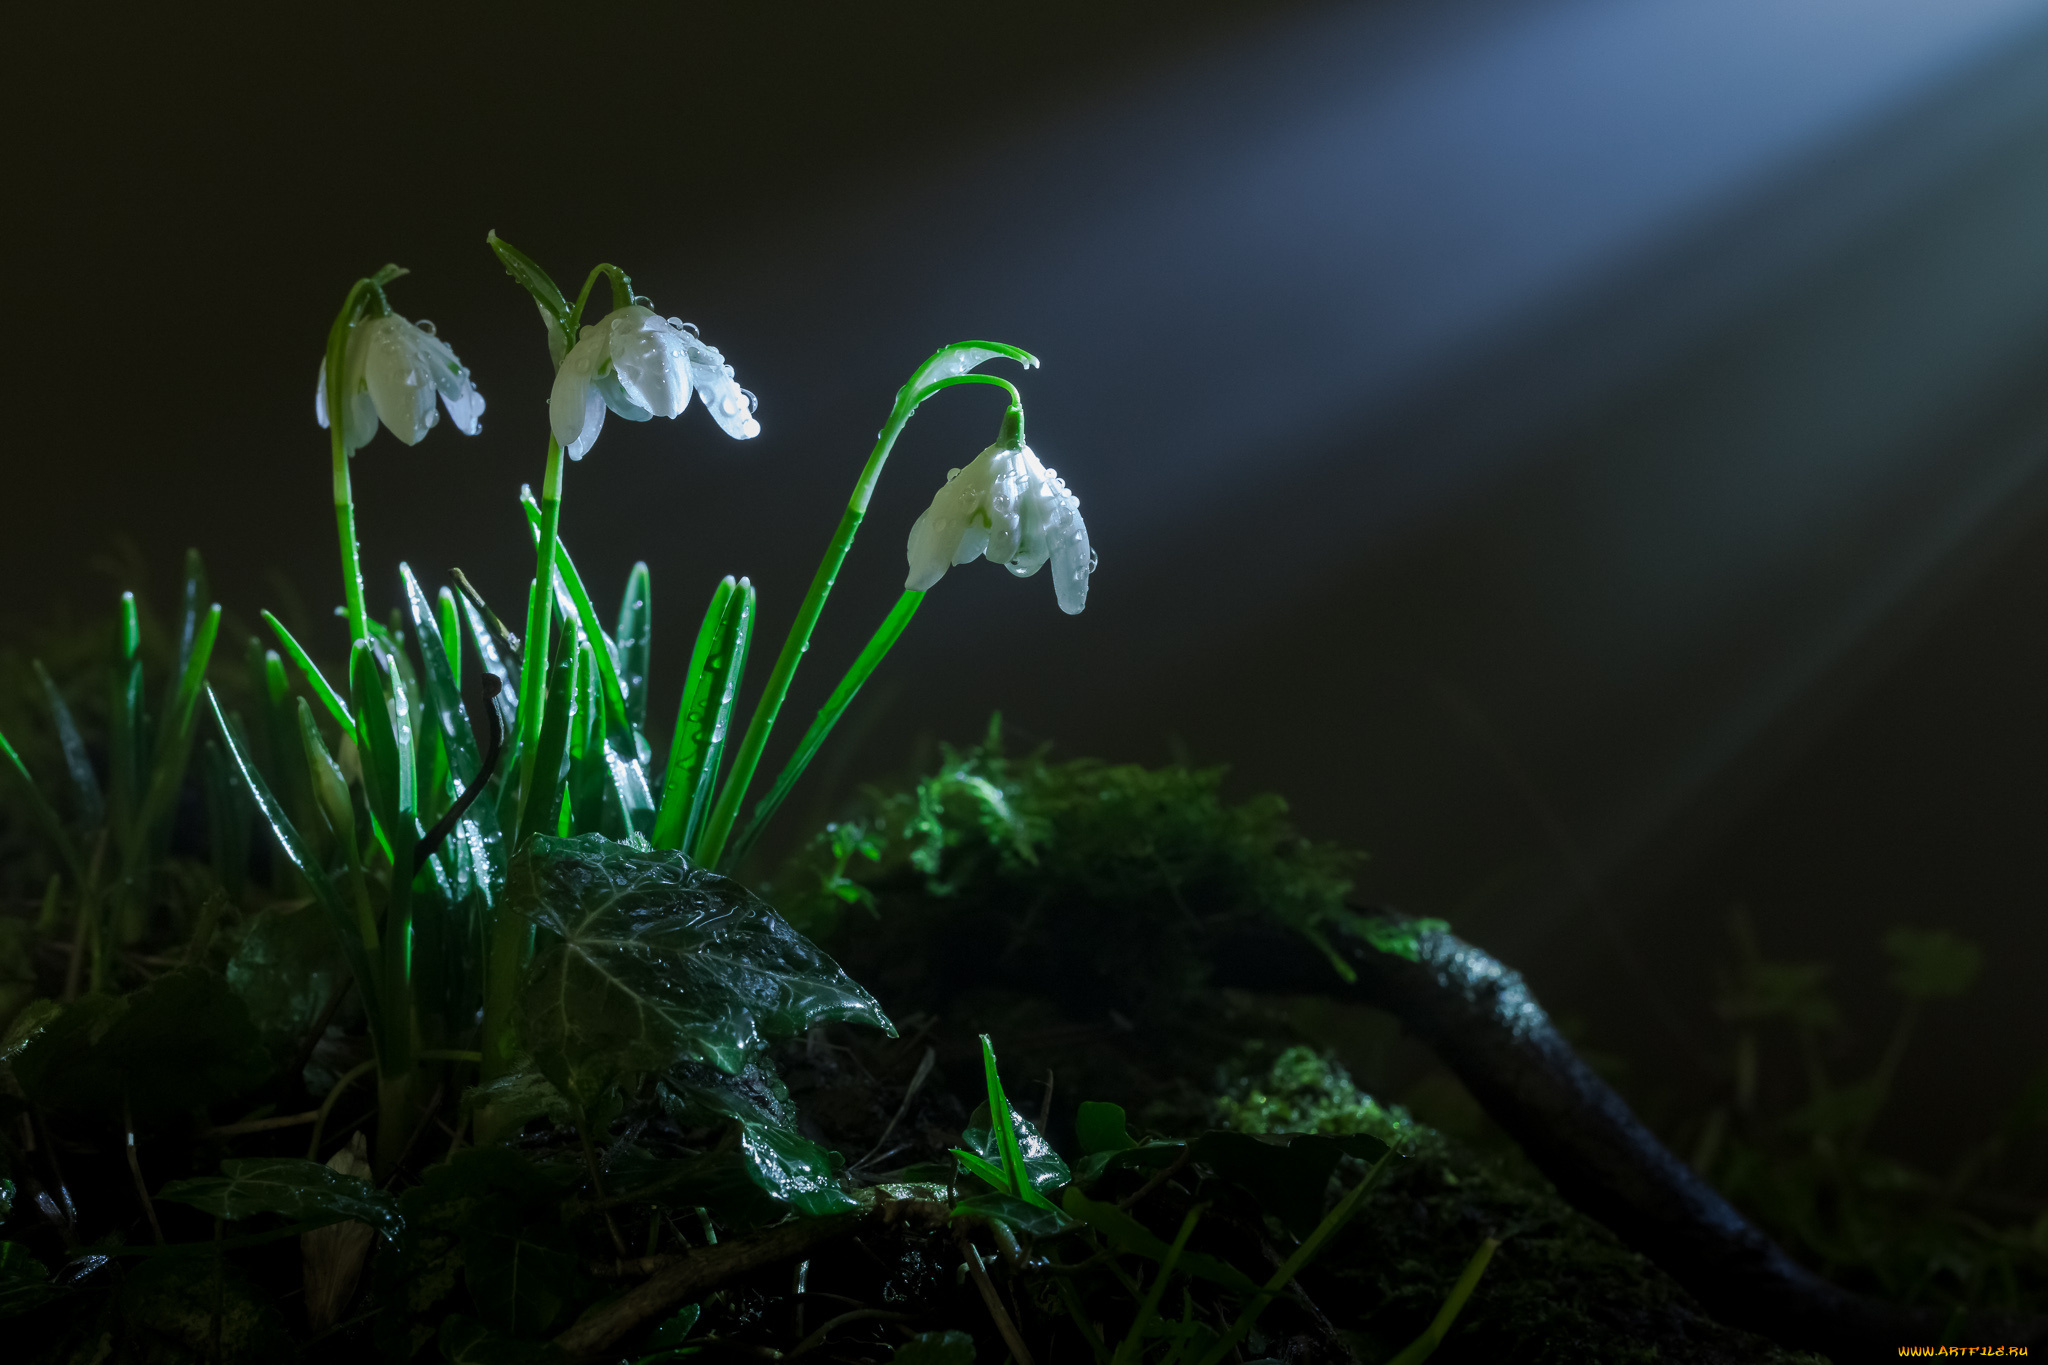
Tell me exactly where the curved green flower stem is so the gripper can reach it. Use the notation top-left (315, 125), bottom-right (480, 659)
top-left (696, 374), bottom-right (1022, 872)
top-left (323, 267), bottom-right (403, 650)
top-left (724, 589), bottom-right (924, 869)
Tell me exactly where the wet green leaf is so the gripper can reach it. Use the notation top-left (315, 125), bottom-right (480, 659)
top-left (487, 231), bottom-right (574, 355)
top-left (738, 1121), bottom-right (856, 1216)
top-left (264, 610), bottom-right (357, 743)
top-left (658, 1058), bottom-right (795, 1130)
top-left (8, 968), bottom-right (270, 1120)
top-left (951, 1191), bottom-right (1074, 1238)
top-left (460, 1064), bottom-right (573, 1133)
top-left (618, 562), bottom-right (653, 735)
top-left (1076, 1101), bottom-right (1135, 1154)
top-left (33, 660), bottom-right (102, 831)
top-left (225, 904), bottom-right (347, 1070)
top-left (509, 834), bottom-right (891, 1110)
top-left (632, 1302), bottom-right (701, 1362)
top-left (892, 1330), bottom-right (977, 1364)
top-left (405, 564), bottom-right (483, 789)
top-left (158, 1156), bottom-right (402, 1237)
top-left (654, 576), bottom-right (753, 857)
top-left (0, 1241), bottom-right (58, 1319)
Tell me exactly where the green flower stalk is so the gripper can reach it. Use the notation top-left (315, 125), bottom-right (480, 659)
top-left (316, 266), bottom-right (485, 647)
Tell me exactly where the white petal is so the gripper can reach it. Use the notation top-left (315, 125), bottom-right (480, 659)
top-left (315, 360), bottom-right (331, 429)
top-left (604, 307), bottom-right (690, 420)
top-left (551, 326), bottom-right (610, 459)
top-left (982, 447), bottom-right (1024, 565)
top-left (596, 371), bottom-right (654, 422)
top-left (680, 332), bottom-right (760, 440)
top-left (411, 324), bottom-right (486, 436)
top-left (905, 447), bottom-right (1000, 590)
top-left (1047, 500), bottom-right (1092, 615)
top-left (538, 299), bottom-right (568, 369)
top-left (905, 505), bottom-right (961, 591)
top-left (360, 316), bottom-right (438, 445)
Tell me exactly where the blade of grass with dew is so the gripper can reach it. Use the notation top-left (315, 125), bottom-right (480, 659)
top-left (33, 660), bottom-right (103, 832)
top-left (402, 567), bottom-right (482, 787)
top-left (1383, 1237), bottom-right (1499, 1365)
top-left (159, 550), bottom-right (210, 724)
top-left (134, 601), bottom-right (221, 843)
top-left (264, 610), bottom-right (357, 744)
top-left (348, 642), bottom-right (416, 847)
top-left (434, 588), bottom-right (463, 692)
top-left (617, 562), bottom-right (652, 735)
top-left (208, 688), bottom-right (384, 1036)
top-left (108, 592), bottom-right (144, 836)
top-left (725, 588), bottom-right (922, 869)
top-left (651, 577), bottom-right (752, 855)
top-left (0, 723), bottom-right (83, 881)
top-left (982, 1034), bottom-right (1059, 1211)
top-left (516, 652), bottom-right (576, 848)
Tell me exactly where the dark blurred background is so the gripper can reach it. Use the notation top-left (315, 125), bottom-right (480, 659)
top-left (8, 0), bottom-right (2048, 1167)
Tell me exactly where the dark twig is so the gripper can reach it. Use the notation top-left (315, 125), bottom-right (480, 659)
top-left (122, 1097), bottom-right (164, 1246)
top-left (552, 1213), bottom-right (862, 1360)
top-left (958, 1232), bottom-right (1035, 1365)
top-left (412, 672), bottom-right (504, 876)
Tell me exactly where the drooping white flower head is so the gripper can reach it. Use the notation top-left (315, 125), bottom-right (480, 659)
top-left (905, 422), bottom-right (1093, 615)
top-left (548, 305), bottom-right (759, 460)
top-left (315, 314), bottom-right (485, 452)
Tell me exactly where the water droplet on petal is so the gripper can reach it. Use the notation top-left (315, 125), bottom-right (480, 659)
top-left (415, 319), bottom-right (437, 335)
top-left (667, 317), bottom-right (685, 329)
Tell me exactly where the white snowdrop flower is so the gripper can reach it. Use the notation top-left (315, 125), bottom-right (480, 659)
top-left (548, 304), bottom-right (759, 460)
top-left (905, 437), bottom-right (1093, 614)
top-left (315, 314), bottom-right (485, 451)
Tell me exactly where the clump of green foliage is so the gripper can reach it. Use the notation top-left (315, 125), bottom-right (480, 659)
top-left (774, 716), bottom-right (1421, 963)
top-left (1688, 912), bottom-right (2048, 1314)
top-left (1213, 1044), bottom-right (1425, 1150)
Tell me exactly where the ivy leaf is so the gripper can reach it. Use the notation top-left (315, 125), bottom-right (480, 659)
top-left (960, 1104), bottom-right (1070, 1199)
top-left (226, 904), bottom-right (347, 1071)
top-left (1075, 1101), bottom-right (1135, 1154)
top-left (7, 970), bottom-right (270, 1120)
top-left (157, 1158), bottom-right (403, 1239)
top-left (738, 1122), bottom-right (856, 1216)
top-left (0, 1242), bottom-right (59, 1320)
top-left (510, 834), bottom-right (892, 1112)
top-left (950, 1192), bottom-right (1074, 1238)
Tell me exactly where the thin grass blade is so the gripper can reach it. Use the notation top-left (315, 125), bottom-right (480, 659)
top-left (436, 587), bottom-right (463, 691)
top-left (617, 562), bottom-right (652, 734)
top-left (265, 611), bottom-right (357, 744)
top-left (0, 722), bottom-right (83, 880)
top-left (136, 601), bottom-right (221, 842)
top-left (208, 687), bottom-right (383, 1033)
top-left (34, 660), bottom-right (103, 831)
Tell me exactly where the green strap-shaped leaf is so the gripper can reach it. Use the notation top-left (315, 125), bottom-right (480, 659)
top-left (159, 549), bottom-right (210, 728)
top-left (726, 589), bottom-right (922, 869)
top-left (207, 688), bottom-right (382, 1032)
top-left (33, 661), bottom-right (102, 831)
top-left (349, 641), bottom-right (416, 844)
top-left (510, 834), bottom-right (893, 1109)
top-left (457, 592), bottom-right (519, 730)
top-left (486, 230), bottom-right (574, 359)
top-left (977, 1035), bottom-right (1057, 1211)
top-left (437, 587), bottom-right (464, 691)
top-left (135, 601), bottom-right (221, 842)
top-left (108, 593), bottom-right (144, 837)
top-left (158, 1157), bottom-right (403, 1238)
top-left (264, 610), bottom-right (356, 744)
top-left (617, 562), bottom-right (652, 734)
top-left (402, 565), bottom-right (481, 787)
top-left (520, 492), bottom-right (630, 737)
top-left (652, 577), bottom-right (753, 855)
top-left (515, 653), bottom-right (576, 848)
top-left (0, 723), bottom-right (81, 880)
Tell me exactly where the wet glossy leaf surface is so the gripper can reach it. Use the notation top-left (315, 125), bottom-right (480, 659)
top-left (510, 834), bottom-right (891, 1109)
top-left (157, 1157), bottom-right (403, 1238)
top-left (6, 968), bottom-right (270, 1119)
